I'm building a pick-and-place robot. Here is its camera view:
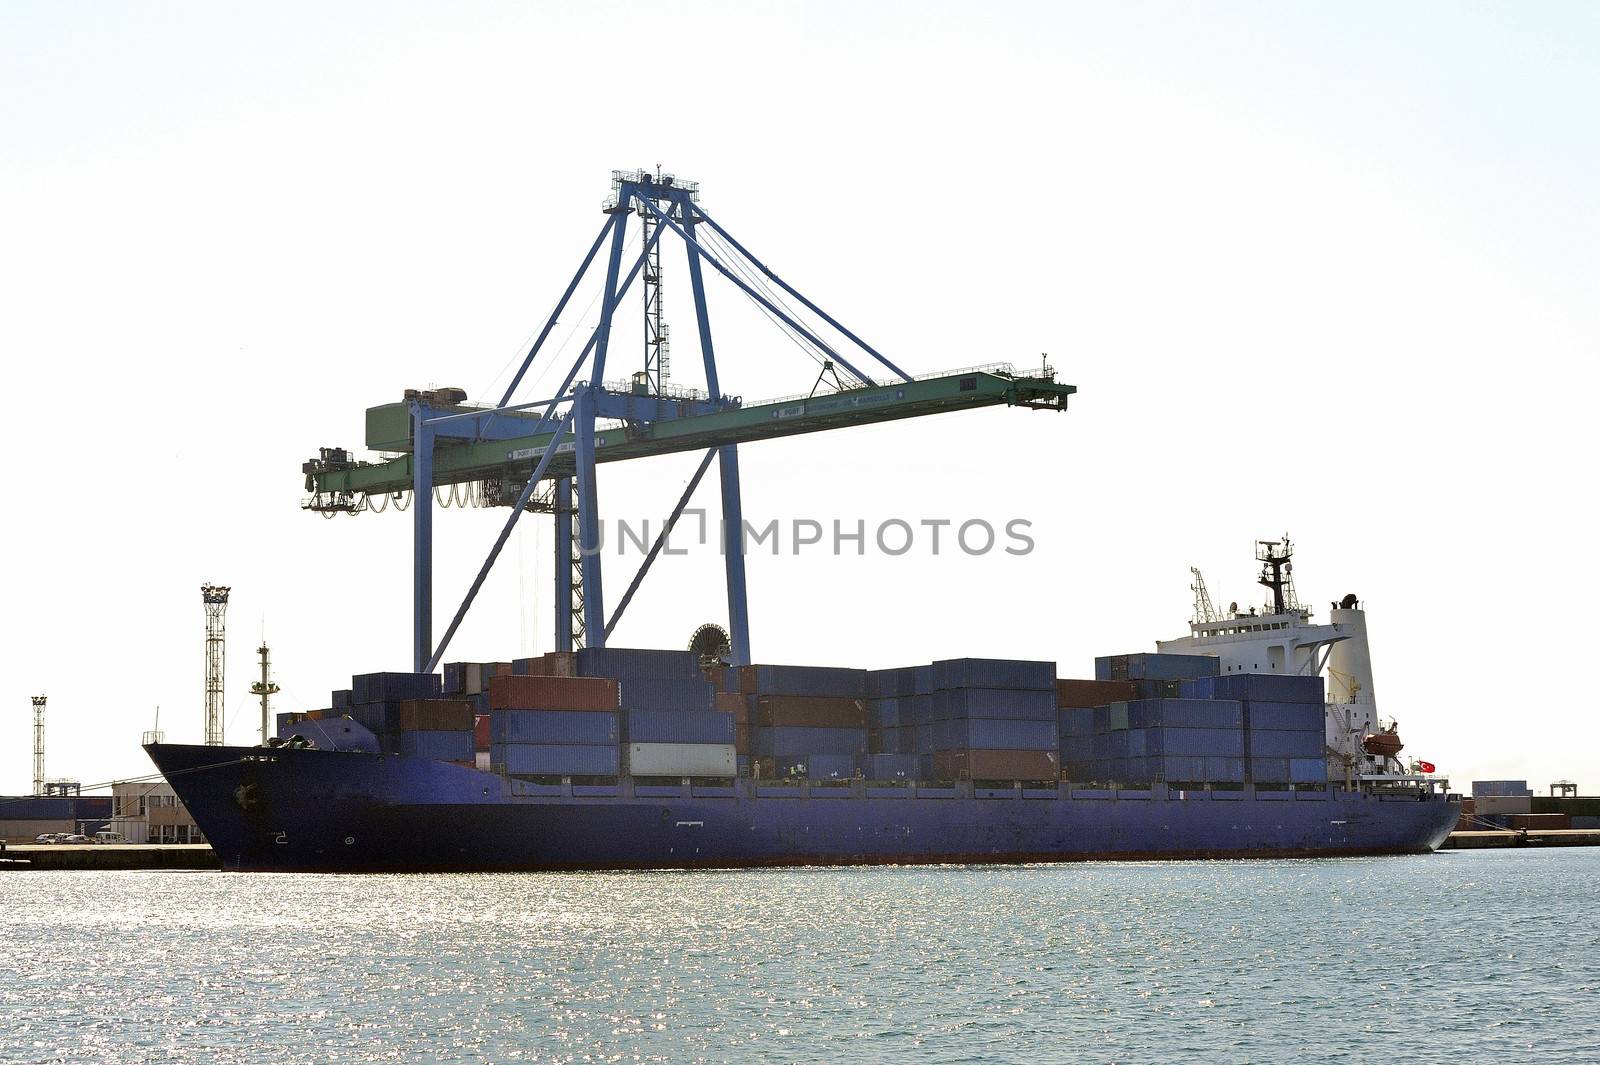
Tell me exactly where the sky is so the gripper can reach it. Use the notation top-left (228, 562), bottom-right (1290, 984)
top-left (3, 1), bottom-right (1597, 796)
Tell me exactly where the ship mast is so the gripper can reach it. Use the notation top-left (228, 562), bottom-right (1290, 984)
top-left (1256, 536), bottom-right (1298, 615)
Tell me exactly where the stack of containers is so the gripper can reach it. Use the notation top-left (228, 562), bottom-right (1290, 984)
top-left (1079, 654), bottom-right (1237, 786)
top-left (922, 658), bottom-right (1059, 781)
top-left (442, 661), bottom-right (514, 766)
top-left (1192, 673), bottom-right (1327, 786)
top-left (585, 648), bottom-right (733, 778)
top-left (863, 666), bottom-right (933, 772)
top-left (345, 672), bottom-right (444, 753)
top-left (393, 697), bottom-right (476, 763)
top-left (744, 664), bottom-right (869, 779)
top-left (487, 673), bottom-right (621, 778)
top-left (1056, 678), bottom-right (1139, 782)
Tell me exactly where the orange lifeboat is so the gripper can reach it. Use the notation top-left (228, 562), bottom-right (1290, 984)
top-left (1362, 729), bottom-right (1404, 758)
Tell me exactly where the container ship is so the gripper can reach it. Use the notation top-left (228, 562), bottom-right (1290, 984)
top-left (146, 540), bottom-right (1460, 872)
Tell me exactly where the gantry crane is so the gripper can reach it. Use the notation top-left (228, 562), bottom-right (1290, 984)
top-left (302, 171), bottom-right (1076, 672)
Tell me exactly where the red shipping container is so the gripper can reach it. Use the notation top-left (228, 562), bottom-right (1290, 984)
top-left (932, 748), bottom-right (1059, 782)
top-left (1509, 813), bottom-right (1571, 829)
top-left (755, 695), bottom-right (868, 728)
top-left (397, 699), bottom-right (476, 731)
top-left (1055, 679), bottom-right (1139, 708)
top-left (488, 674), bottom-right (620, 711)
top-left (713, 691), bottom-right (747, 720)
top-left (474, 714), bottom-right (490, 752)
top-left (540, 651), bottom-right (579, 678)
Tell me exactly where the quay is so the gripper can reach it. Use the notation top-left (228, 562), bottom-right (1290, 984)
top-left (0, 844), bottom-right (219, 870)
top-left (1442, 829), bottom-right (1600, 850)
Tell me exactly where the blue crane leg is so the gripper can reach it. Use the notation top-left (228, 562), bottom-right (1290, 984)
top-left (574, 388), bottom-right (606, 646)
top-left (411, 405), bottom-right (434, 672)
top-left (719, 444), bottom-right (751, 667)
top-left (555, 475), bottom-right (573, 652)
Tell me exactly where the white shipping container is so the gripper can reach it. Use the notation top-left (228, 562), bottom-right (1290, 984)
top-left (463, 663), bottom-right (486, 695)
top-left (627, 742), bottom-right (736, 777)
top-left (475, 750), bottom-right (491, 771)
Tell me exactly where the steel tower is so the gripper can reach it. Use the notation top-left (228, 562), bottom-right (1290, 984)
top-left (250, 643), bottom-right (280, 745)
top-left (202, 585), bottom-right (231, 746)
top-left (30, 695), bottom-right (46, 796)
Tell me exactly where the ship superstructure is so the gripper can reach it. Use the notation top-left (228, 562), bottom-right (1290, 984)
top-left (1157, 537), bottom-right (1415, 787)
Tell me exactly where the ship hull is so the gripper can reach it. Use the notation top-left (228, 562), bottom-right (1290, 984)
top-left (147, 743), bottom-right (1460, 873)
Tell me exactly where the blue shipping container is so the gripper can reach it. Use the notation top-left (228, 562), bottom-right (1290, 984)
top-left (1248, 701), bottom-right (1326, 731)
top-left (493, 742), bottom-right (620, 777)
top-left (930, 718), bottom-right (1058, 751)
top-left (1128, 699), bottom-right (1244, 730)
top-left (1290, 758), bottom-right (1328, 783)
top-left (1196, 673), bottom-right (1325, 704)
top-left (1058, 707), bottom-right (1097, 737)
top-left (932, 688), bottom-right (1058, 721)
top-left (330, 689), bottom-right (353, 710)
top-left (869, 698), bottom-right (908, 729)
top-left (748, 664), bottom-right (868, 698)
top-left (1251, 758), bottom-right (1292, 782)
top-left (1249, 730), bottom-right (1324, 758)
top-left (399, 730), bottom-right (474, 762)
top-left (931, 658), bottom-right (1056, 691)
top-left (859, 753), bottom-right (921, 780)
top-left (352, 672), bottom-right (441, 704)
top-left (752, 726), bottom-right (869, 758)
top-left (491, 709), bottom-right (619, 745)
top-left (807, 753), bottom-right (857, 779)
top-left (618, 678), bottom-right (715, 713)
top-left (577, 647), bottom-right (703, 681)
top-left (1144, 727), bottom-right (1246, 758)
top-left (1095, 653), bottom-right (1220, 682)
top-left (622, 709), bottom-right (735, 744)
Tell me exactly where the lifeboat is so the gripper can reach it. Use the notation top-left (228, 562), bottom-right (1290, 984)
top-left (1362, 729), bottom-right (1403, 758)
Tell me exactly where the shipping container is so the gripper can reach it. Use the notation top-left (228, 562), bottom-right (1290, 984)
top-left (618, 677), bottom-right (716, 713)
top-left (1289, 758), bottom-right (1328, 784)
top-left (805, 753), bottom-right (856, 780)
top-left (1472, 779), bottom-right (1534, 798)
top-left (1139, 726), bottom-right (1246, 758)
top-left (931, 688), bottom-right (1057, 721)
top-left (578, 646), bottom-right (703, 681)
top-left (492, 742), bottom-right (620, 777)
top-left (930, 718), bottom-right (1058, 751)
top-left (622, 708), bottom-right (735, 744)
top-left (330, 689), bottom-right (353, 710)
top-left (931, 748), bottom-right (1059, 781)
top-left (1127, 699), bottom-right (1244, 730)
top-left (1246, 701), bottom-right (1326, 732)
top-left (1508, 813), bottom-right (1572, 829)
top-left (540, 651), bottom-right (578, 678)
top-left (443, 662), bottom-right (466, 694)
top-left (396, 699), bottom-right (476, 732)
top-left (352, 672), bottom-right (442, 704)
top-left (399, 730), bottom-right (474, 762)
top-left (626, 742), bottom-right (736, 777)
top-left (1250, 758), bottom-right (1291, 783)
top-left (931, 657), bottom-right (1056, 691)
top-left (1094, 653), bottom-right (1219, 682)
top-left (712, 691), bottom-right (746, 716)
top-left (490, 709), bottom-right (619, 745)
top-left (858, 753), bottom-right (921, 780)
top-left (739, 663), bottom-right (869, 698)
top-left (488, 675), bottom-right (620, 711)
top-left (1054, 678), bottom-right (1139, 708)
top-left (1058, 707), bottom-right (1097, 738)
top-left (1185, 673), bottom-right (1324, 704)
top-left (1248, 730), bottom-right (1324, 758)
top-left (474, 714), bottom-right (490, 752)
top-left (754, 695), bottom-right (868, 729)
top-left (750, 726), bottom-right (869, 758)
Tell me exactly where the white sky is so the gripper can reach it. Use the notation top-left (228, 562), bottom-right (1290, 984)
top-left (3, 2), bottom-right (1596, 795)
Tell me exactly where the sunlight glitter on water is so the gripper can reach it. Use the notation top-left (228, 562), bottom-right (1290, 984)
top-left (2, 850), bottom-right (1597, 1063)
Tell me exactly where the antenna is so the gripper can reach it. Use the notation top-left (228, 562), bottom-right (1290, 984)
top-left (30, 695), bottom-right (46, 796)
top-left (1255, 536), bottom-right (1299, 616)
top-left (1189, 567), bottom-right (1218, 624)
top-left (251, 643), bottom-right (281, 746)
top-left (202, 584), bottom-right (231, 746)
top-left (143, 705), bottom-right (164, 747)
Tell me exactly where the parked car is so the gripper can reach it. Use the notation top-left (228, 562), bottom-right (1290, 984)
top-left (63, 834), bottom-right (91, 844)
top-left (93, 830), bottom-right (127, 844)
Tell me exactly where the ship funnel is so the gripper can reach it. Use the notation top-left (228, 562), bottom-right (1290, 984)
top-left (1327, 598), bottom-right (1376, 713)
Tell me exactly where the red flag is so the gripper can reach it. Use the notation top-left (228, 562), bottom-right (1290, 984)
top-left (1417, 760), bottom-right (1436, 773)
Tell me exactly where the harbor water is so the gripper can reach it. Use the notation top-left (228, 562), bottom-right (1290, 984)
top-left (3, 849), bottom-right (1596, 1063)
